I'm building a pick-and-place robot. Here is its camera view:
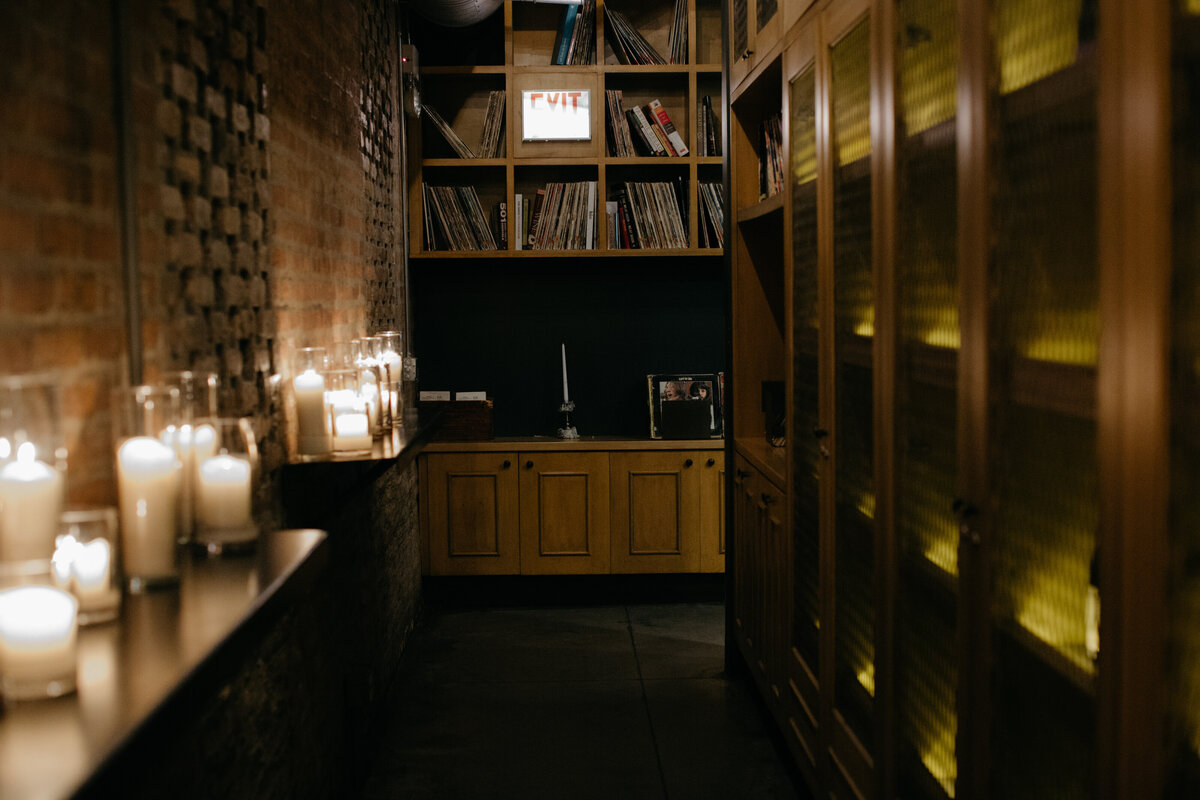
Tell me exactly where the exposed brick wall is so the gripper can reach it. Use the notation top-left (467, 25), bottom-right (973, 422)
top-left (0, 1), bottom-right (125, 504)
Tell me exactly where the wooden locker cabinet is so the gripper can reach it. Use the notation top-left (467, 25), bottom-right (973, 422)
top-left (423, 452), bottom-right (520, 575)
top-left (519, 452), bottom-right (610, 574)
top-left (609, 450), bottom-right (724, 573)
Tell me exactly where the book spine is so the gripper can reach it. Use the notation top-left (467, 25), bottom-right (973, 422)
top-left (555, 6), bottom-right (578, 65)
top-left (513, 193), bottom-right (523, 251)
top-left (528, 188), bottom-right (546, 247)
top-left (498, 201), bottom-right (507, 250)
top-left (648, 99), bottom-right (689, 156)
top-left (631, 106), bottom-right (668, 155)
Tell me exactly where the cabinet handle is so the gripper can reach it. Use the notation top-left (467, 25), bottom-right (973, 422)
top-left (736, 468), bottom-right (751, 479)
top-left (685, 458), bottom-right (694, 468)
top-left (502, 459), bottom-right (511, 469)
top-left (813, 427), bottom-right (829, 439)
top-left (525, 460), bottom-right (534, 470)
top-left (706, 458), bottom-right (716, 467)
top-left (761, 492), bottom-right (774, 505)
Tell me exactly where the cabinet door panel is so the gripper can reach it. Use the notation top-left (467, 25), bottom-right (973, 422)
top-left (611, 451), bottom-right (701, 573)
top-left (519, 452), bottom-right (609, 574)
top-left (426, 453), bottom-right (520, 575)
top-left (700, 453), bottom-right (726, 572)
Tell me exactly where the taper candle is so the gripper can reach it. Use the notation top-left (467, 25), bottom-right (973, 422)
top-left (561, 343), bottom-right (569, 404)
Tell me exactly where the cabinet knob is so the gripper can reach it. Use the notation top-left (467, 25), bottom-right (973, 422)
top-left (525, 460), bottom-right (534, 470)
top-left (706, 458), bottom-right (716, 467)
top-left (736, 469), bottom-right (751, 479)
top-left (761, 492), bottom-right (774, 505)
top-left (812, 427), bottom-right (829, 439)
top-left (502, 459), bottom-right (511, 469)
top-left (684, 458), bottom-right (694, 468)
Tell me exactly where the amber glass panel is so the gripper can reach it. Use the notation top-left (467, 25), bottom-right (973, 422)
top-left (989, 0), bottom-right (1097, 797)
top-left (791, 64), bottom-right (820, 669)
top-left (894, 0), bottom-right (959, 795)
top-left (831, 17), bottom-right (875, 745)
top-left (734, 0), bottom-right (749, 57)
top-left (757, 0), bottom-right (778, 31)
top-left (1167, 6), bottom-right (1200, 794)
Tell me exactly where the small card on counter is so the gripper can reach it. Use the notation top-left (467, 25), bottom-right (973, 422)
top-left (455, 391), bottom-right (487, 401)
top-left (419, 390), bottom-right (451, 402)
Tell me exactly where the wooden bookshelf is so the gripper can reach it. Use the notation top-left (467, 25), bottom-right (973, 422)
top-left (409, 0), bottom-right (726, 257)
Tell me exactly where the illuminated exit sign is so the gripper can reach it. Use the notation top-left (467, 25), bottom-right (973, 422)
top-left (521, 89), bottom-right (591, 141)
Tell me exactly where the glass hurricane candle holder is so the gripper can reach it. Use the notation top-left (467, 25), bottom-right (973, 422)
top-left (193, 417), bottom-right (259, 554)
top-left (0, 584), bottom-right (78, 700)
top-left (325, 369), bottom-right (373, 456)
top-left (352, 338), bottom-right (384, 435)
top-left (164, 371), bottom-right (220, 544)
top-left (0, 377), bottom-right (67, 569)
top-left (52, 508), bottom-right (121, 625)
top-left (375, 331), bottom-right (404, 422)
top-left (292, 347), bottom-right (330, 457)
top-left (113, 385), bottom-right (182, 592)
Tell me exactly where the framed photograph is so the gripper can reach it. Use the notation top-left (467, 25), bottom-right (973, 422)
top-left (647, 373), bottom-right (724, 440)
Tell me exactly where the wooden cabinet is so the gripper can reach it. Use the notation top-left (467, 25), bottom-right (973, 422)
top-left (609, 450), bottom-right (724, 573)
top-left (518, 451), bottom-right (610, 574)
top-left (420, 441), bottom-right (724, 576)
top-left (422, 452), bottom-right (520, 575)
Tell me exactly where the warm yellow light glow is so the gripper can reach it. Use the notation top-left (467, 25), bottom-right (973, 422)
top-left (1021, 336), bottom-right (1097, 366)
top-left (996, 0), bottom-right (1082, 95)
top-left (923, 541), bottom-right (957, 576)
top-left (1189, 0), bottom-right (1200, 16)
top-left (855, 493), bottom-right (876, 520)
top-left (856, 663), bottom-right (875, 696)
top-left (920, 724), bottom-right (958, 798)
top-left (854, 320), bottom-right (875, 338)
top-left (1015, 589), bottom-right (1096, 676)
top-left (920, 326), bottom-right (961, 349)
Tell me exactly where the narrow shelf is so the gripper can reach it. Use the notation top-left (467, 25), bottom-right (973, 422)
top-left (412, 247), bottom-right (723, 259)
top-left (603, 64), bottom-right (693, 74)
top-left (422, 65), bottom-right (508, 75)
top-left (603, 156), bottom-right (703, 165)
top-left (1000, 48), bottom-right (1096, 124)
top-left (734, 437), bottom-right (787, 490)
top-left (998, 615), bottom-right (1096, 696)
top-left (900, 549), bottom-right (959, 602)
top-left (423, 436), bottom-right (724, 452)
top-left (1008, 356), bottom-right (1096, 420)
top-left (422, 158), bottom-right (508, 167)
top-left (737, 192), bottom-right (784, 222)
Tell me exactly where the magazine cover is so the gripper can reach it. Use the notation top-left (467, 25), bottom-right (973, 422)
top-left (647, 373), bottom-right (724, 439)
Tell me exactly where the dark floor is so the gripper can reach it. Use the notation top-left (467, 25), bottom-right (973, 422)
top-left (362, 599), bottom-right (805, 800)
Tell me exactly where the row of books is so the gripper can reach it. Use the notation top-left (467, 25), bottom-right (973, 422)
top-left (552, 0), bottom-right (596, 65)
top-left (422, 184), bottom-right (498, 251)
top-left (515, 181), bottom-right (599, 250)
top-left (609, 180), bottom-right (688, 249)
top-left (695, 95), bottom-right (721, 157)
top-left (760, 112), bottom-right (784, 199)
top-left (423, 91), bottom-right (506, 159)
top-left (606, 92), bottom-right (690, 157)
top-left (698, 181), bottom-right (724, 249)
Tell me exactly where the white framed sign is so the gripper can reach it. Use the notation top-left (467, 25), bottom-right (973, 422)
top-left (521, 89), bottom-right (591, 141)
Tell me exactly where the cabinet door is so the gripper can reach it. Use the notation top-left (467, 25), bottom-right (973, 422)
top-left (518, 452), bottom-right (610, 575)
top-left (699, 451), bottom-right (726, 573)
top-left (610, 451), bottom-right (702, 573)
top-left (425, 452), bottom-right (520, 575)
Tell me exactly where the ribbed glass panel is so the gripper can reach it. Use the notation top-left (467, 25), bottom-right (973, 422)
top-left (791, 65), bottom-right (820, 668)
top-left (895, 2), bottom-right (958, 793)
top-left (1167, 7), bottom-right (1200, 794)
top-left (989, 0), bottom-right (1097, 796)
top-left (734, 0), bottom-right (748, 57)
top-left (757, 0), bottom-right (777, 32)
top-left (831, 17), bottom-right (875, 745)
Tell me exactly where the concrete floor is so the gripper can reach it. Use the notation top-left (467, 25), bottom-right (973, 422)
top-left (362, 600), bottom-right (805, 800)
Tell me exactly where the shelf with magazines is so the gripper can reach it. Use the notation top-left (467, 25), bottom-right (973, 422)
top-left (408, 0), bottom-right (726, 258)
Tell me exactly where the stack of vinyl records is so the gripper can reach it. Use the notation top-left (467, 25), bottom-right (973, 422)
top-left (610, 180), bottom-right (688, 249)
top-left (552, 0), bottom-right (596, 65)
top-left (477, 90), bottom-right (506, 158)
top-left (696, 95), bottom-right (721, 156)
top-left (422, 184), bottom-right (498, 251)
top-left (605, 90), bottom-right (637, 157)
top-left (604, 9), bottom-right (666, 65)
top-left (667, 0), bottom-right (687, 64)
top-left (698, 182), bottom-right (724, 249)
top-left (527, 181), bottom-right (598, 250)
top-left (422, 104), bottom-right (475, 158)
top-left (760, 112), bottom-right (784, 199)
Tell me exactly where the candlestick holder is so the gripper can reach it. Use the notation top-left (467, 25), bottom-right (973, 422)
top-left (557, 401), bottom-right (579, 439)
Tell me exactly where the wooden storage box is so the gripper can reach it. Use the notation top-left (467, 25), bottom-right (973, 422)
top-left (421, 399), bottom-right (495, 441)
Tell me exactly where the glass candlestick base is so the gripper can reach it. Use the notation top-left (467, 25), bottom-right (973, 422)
top-left (557, 401), bottom-right (579, 439)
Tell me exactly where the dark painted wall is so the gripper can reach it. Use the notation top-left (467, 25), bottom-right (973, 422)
top-left (412, 256), bottom-right (727, 438)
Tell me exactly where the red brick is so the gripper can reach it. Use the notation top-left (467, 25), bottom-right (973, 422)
top-left (7, 271), bottom-right (56, 314)
top-left (59, 272), bottom-right (99, 313)
top-left (0, 205), bottom-right (39, 255)
top-left (37, 216), bottom-right (85, 259)
top-left (7, 151), bottom-right (88, 203)
top-left (32, 327), bottom-right (85, 369)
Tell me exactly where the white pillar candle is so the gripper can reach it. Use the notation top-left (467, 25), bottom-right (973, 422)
top-left (561, 343), bottom-right (570, 403)
top-left (116, 436), bottom-right (180, 581)
top-left (0, 442), bottom-right (64, 562)
top-left (332, 412), bottom-right (373, 451)
top-left (326, 388), bottom-right (361, 416)
top-left (0, 585), bottom-right (77, 695)
top-left (379, 349), bottom-right (403, 419)
top-left (294, 369), bottom-right (329, 454)
top-left (196, 454), bottom-right (253, 529)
